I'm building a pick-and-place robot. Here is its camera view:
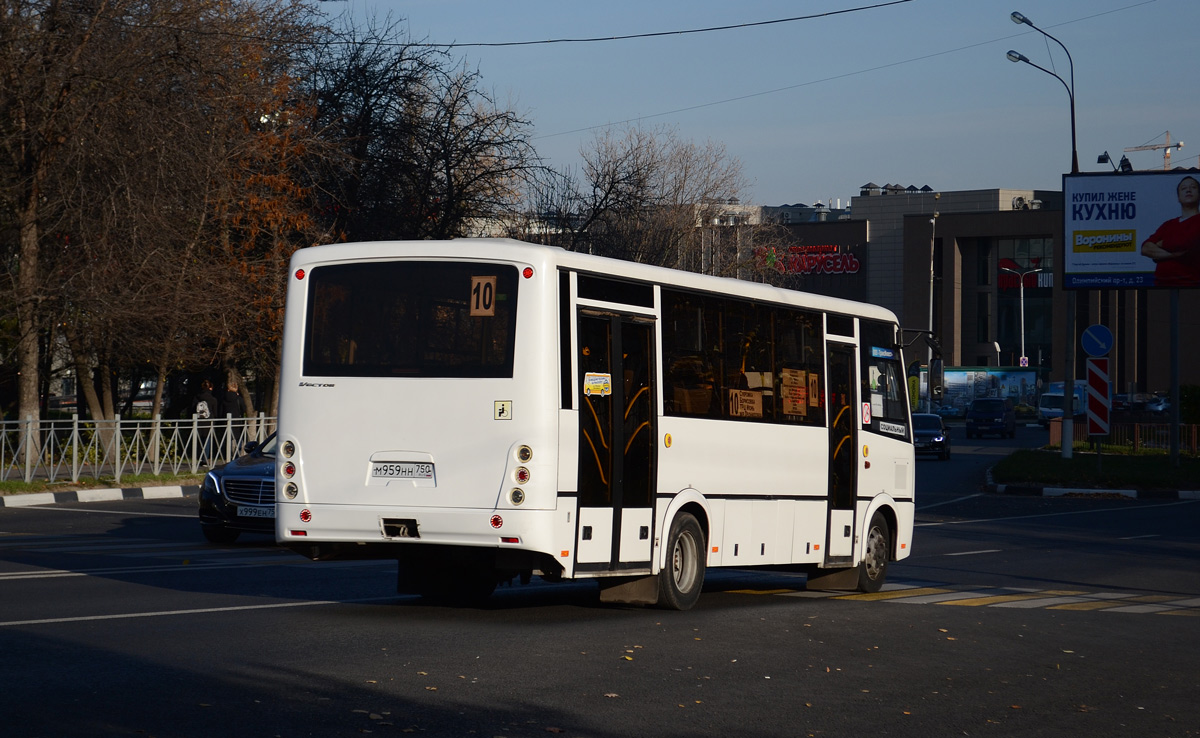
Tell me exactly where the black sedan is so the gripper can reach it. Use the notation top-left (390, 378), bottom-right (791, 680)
top-left (912, 413), bottom-right (951, 460)
top-left (198, 433), bottom-right (276, 543)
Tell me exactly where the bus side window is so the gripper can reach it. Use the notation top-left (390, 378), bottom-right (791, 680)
top-left (665, 352), bottom-right (715, 416)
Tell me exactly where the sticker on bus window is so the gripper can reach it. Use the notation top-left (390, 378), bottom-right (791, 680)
top-left (781, 368), bottom-right (808, 416)
top-left (808, 373), bottom-right (820, 407)
top-left (583, 372), bottom-right (612, 397)
top-left (728, 389), bottom-right (763, 418)
top-left (470, 275), bottom-right (497, 317)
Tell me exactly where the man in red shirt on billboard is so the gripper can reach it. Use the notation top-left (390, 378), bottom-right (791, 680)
top-left (1142, 175), bottom-right (1200, 287)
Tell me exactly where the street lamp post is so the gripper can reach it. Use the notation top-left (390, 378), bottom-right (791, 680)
top-left (1007, 10), bottom-right (1079, 458)
top-left (1000, 266), bottom-right (1043, 365)
top-left (927, 194), bottom-right (939, 412)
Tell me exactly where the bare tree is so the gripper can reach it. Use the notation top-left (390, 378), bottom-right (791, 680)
top-left (307, 21), bottom-right (538, 242)
top-left (523, 125), bottom-right (748, 271)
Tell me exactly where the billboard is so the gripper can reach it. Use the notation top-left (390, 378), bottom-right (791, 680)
top-left (1063, 171), bottom-right (1200, 289)
top-left (940, 368), bottom-right (1040, 414)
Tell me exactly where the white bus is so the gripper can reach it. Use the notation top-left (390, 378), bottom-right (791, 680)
top-left (275, 239), bottom-right (914, 609)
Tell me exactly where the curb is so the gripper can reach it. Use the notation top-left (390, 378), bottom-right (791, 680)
top-left (985, 467), bottom-right (1200, 500)
top-left (0, 485), bottom-right (200, 508)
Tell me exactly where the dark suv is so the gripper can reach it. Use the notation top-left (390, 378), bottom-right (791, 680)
top-left (198, 433), bottom-right (276, 543)
top-left (965, 398), bottom-right (1016, 439)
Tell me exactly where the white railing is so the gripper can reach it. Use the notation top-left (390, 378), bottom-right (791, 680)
top-left (0, 414), bottom-right (277, 484)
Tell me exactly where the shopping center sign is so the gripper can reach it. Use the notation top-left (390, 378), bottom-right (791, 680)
top-left (1063, 171), bottom-right (1200, 289)
top-left (755, 244), bottom-right (862, 276)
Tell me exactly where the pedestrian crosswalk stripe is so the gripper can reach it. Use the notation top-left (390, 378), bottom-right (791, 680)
top-left (726, 579), bottom-right (1200, 615)
top-left (831, 587), bottom-right (951, 601)
top-left (935, 593), bottom-right (1047, 607)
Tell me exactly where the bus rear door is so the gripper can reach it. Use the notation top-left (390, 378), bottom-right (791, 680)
top-left (575, 310), bottom-right (657, 574)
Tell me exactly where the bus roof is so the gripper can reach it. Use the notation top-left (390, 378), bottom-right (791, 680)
top-left (290, 238), bottom-right (900, 325)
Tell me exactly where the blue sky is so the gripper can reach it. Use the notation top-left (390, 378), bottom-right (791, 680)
top-left (322, 0), bottom-right (1199, 207)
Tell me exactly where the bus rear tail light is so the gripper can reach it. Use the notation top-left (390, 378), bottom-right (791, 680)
top-left (283, 482), bottom-right (298, 500)
top-left (516, 445), bottom-right (533, 462)
top-left (500, 536), bottom-right (520, 544)
top-left (282, 461), bottom-right (296, 478)
top-left (514, 467), bottom-right (530, 484)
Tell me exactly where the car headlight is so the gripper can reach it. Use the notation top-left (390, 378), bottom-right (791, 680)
top-left (202, 472), bottom-right (219, 495)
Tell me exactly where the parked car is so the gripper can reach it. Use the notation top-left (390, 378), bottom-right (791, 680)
top-left (1146, 394), bottom-right (1171, 414)
top-left (965, 398), bottom-right (1016, 439)
top-left (912, 413), bottom-right (951, 460)
top-left (198, 433), bottom-right (276, 543)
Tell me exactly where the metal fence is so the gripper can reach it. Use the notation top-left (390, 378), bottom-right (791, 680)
top-left (0, 414), bottom-right (277, 484)
top-left (1050, 419), bottom-right (1199, 456)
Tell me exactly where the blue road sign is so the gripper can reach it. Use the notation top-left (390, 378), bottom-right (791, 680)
top-left (1081, 324), bottom-right (1113, 358)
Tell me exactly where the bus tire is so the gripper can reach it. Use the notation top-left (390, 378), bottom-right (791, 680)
top-left (856, 511), bottom-right (890, 593)
top-left (658, 512), bottom-right (706, 610)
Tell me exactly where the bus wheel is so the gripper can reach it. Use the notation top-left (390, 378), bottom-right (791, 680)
top-left (658, 513), bottom-right (705, 610)
top-left (856, 512), bottom-right (890, 593)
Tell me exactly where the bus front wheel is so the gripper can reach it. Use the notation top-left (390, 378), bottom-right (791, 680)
top-left (856, 512), bottom-right (890, 593)
top-left (658, 512), bottom-right (706, 610)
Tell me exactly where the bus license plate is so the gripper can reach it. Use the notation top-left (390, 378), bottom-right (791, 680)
top-left (238, 505), bottom-right (275, 518)
top-left (372, 462), bottom-right (435, 479)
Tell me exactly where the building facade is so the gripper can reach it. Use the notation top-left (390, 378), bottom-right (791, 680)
top-left (763, 184), bottom-right (1198, 394)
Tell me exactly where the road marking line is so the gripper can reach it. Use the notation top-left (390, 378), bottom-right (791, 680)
top-left (1104, 604), bottom-right (1175, 614)
top-left (18, 506), bottom-right (194, 518)
top-left (915, 499), bottom-right (1199, 528)
top-left (944, 549), bottom-right (1001, 556)
top-left (1049, 601), bottom-right (1123, 611)
top-left (935, 593), bottom-right (1046, 607)
top-left (831, 587), bottom-right (951, 601)
top-left (917, 493), bottom-right (982, 511)
top-left (0, 596), bottom-right (397, 627)
top-left (992, 597), bottom-right (1091, 608)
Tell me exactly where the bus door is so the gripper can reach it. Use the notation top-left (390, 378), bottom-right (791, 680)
top-left (825, 342), bottom-right (858, 561)
top-left (575, 310), bottom-right (656, 572)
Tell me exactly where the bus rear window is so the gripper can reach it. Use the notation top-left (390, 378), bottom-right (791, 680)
top-left (303, 261), bottom-right (518, 378)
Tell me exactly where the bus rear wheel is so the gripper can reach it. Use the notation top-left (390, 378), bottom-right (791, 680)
top-left (856, 512), bottom-right (890, 593)
top-left (658, 512), bottom-right (705, 610)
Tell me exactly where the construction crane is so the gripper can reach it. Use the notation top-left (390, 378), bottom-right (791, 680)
top-left (1124, 131), bottom-right (1184, 170)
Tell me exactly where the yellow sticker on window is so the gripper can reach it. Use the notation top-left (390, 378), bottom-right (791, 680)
top-left (583, 372), bottom-right (612, 397)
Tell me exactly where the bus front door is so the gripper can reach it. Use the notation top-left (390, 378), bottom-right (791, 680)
top-left (825, 342), bottom-right (857, 562)
top-left (576, 311), bottom-right (656, 573)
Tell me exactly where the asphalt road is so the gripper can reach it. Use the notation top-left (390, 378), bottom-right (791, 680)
top-left (2, 423), bottom-right (1197, 738)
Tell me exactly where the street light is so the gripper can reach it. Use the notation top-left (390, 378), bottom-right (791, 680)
top-left (1097, 151), bottom-right (1133, 173)
top-left (1006, 51), bottom-right (1078, 175)
top-left (999, 266), bottom-right (1043, 365)
top-left (927, 194), bottom-right (939, 412)
top-left (1008, 10), bottom-right (1079, 458)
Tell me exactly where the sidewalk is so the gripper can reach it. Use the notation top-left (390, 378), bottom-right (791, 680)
top-left (0, 484), bottom-right (200, 508)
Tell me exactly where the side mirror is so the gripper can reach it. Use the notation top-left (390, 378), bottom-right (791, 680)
top-left (929, 358), bottom-right (944, 400)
